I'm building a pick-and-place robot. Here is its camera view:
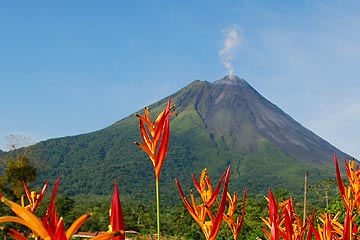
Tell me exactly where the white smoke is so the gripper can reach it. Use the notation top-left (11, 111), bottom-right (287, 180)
top-left (219, 25), bottom-right (244, 77)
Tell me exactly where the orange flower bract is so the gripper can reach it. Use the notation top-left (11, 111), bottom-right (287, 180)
top-left (0, 177), bottom-right (124, 240)
top-left (223, 189), bottom-right (246, 240)
top-left (175, 166), bottom-right (231, 240)
top-left (135, 98), bottom-right (174, 180)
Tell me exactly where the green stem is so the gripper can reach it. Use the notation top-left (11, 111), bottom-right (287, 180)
top-left (156, 177), bottom-right (160, 240)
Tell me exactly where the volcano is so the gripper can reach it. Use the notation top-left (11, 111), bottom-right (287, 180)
top-left (5, 75), bottom-right (352, 202)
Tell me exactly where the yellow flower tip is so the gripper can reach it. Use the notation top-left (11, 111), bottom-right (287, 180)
top-left (30, 191), bottom-right (37, 199)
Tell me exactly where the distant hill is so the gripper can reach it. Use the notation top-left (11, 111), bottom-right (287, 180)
top-left (5, 76), bottom-right (352, 204)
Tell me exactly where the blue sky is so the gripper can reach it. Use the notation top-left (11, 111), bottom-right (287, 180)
top-left (1, 1), bottom-right (360, 160)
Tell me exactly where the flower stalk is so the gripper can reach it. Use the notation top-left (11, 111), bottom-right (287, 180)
top-left (135, 98), bottom-right (175, 240)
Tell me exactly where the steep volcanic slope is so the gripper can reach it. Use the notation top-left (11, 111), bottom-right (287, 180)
top-left (174, 75), bottom-right (348, 163)
top-left (8, 75), bottom-right (352, 202)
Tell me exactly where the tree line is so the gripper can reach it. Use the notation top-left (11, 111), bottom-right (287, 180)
top-left (0, 152), bottom-right (343, 239)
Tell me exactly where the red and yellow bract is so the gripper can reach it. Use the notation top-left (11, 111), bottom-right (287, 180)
top-left (175, 166), bottom-right (231, 240)
top-left (223, 189), bottom-right (246, 240)
top-left (21, 180), bottom-right (48, 212)
top-left (0, 177), bottom-right (124, 240)
top-left (108, 180), bottom-right (125, 240)
top-left (262, 190), bottom-right (312, 240)
top-left (135, 97), bottom-right (175, 240)
top-left (135, 98), bottom-right (174, 180)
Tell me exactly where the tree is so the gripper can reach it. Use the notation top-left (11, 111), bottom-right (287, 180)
top-left (57, 195), bottom-right (75, 217)
top-left (309, 178), bottom-right (337, 209)
top-left (4, 153), bottom-right (37, 198)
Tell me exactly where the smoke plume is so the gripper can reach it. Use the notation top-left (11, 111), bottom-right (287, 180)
top-left (219, 25), bottom-right (243, 77)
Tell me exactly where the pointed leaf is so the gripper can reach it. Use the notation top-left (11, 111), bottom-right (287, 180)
top-left (110, 180), bottom-right (125, 240)
top-left (305, 212), bottom-right (316, 240)
top-left (0, 212), bottom-right (49, 239)
top-left (343, 208), bottom-right (352, 240)
top-left (192, 172), bottom-right (202, 194)
top-left (175, 178), bottom-right (202, 223)
top-left (54, 218), bottom-right (66, 240)
top-left (66, 213), bottom-right (92, 240)
top-left (209, 165), bottom-right (231, 240)
top-left (235, 188), bottom-right (246, 236)
top-left (2, 227), bottom-right (27, 240)
top-left (334, 155), bottom-right (347, 205)
top-left (35, 180), bottom-right (49, 210)
top-left (22, 181), bottom-right (32, 206)
top-left (207, 171), bottom-right (226, 207)
top-left (43, 177), bottom-right (60, 225)
top-left (155, 114), bottom-right (170, 179)
top-left (92, 231), bottom-right (125, 240)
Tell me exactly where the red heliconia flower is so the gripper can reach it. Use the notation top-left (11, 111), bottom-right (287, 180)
top-left (191, 168), bottom-right (226, 207)
top-left (135, 98), bottom-right (175, 179)
top-left (262, 190), bottom-right (311, 240)
top-left (223, 188), bottom-right (246, 240)
top-left (175, 166), bottom-right (231, 240)
top-left (43, 176), bottom-right (61, 235)
top-left (262, 189), bottom-right (280, 240)
top-left (333, 154), bottom-right (360, 239)
top-left (334, 154), bottom-right (360, 212)
top-left (22, 180), bottom-right (49, 212)
top-left (108, 180), bottom-right (125, 240)
top-left (305, 211), bottom-right (317, 240)
top-left (0, 177), bottom-right (123, 240)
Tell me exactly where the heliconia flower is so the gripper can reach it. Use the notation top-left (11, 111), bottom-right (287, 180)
top-left (135, 97), bottom-right (175, 179)
top-left (334, 154), bottom-right (360, 212)
top-left (192, 168), bottom-right (226, 207)
top-left (262, 190), bottom-right (280, 240)
top-left (175, 166), bottom-right (231, 240)
top-left (262, 190), bottom-right (311, 240)
top-left (0, 179), bottom-right (124, 240)
top-left (310, 212), bottom-right (342, 240)
top-left (176, 169), bottom-right (226, 225)
top-left (333, 154), bottom-right (360, 239)
top-left (108, 180), bottom-right (125, 240)
top-left (223, 188), bottom-right (246, 240)
top-left (305, 211), bottom-right (317, 240)
top-left (43, 177), bottom-right (61, 234)
top-left (305, 156), bottom-right (360, 240)
top-left (21, 180), bottom-right (49, 212)
top-left (280, 198), bottom-right (310, 240)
